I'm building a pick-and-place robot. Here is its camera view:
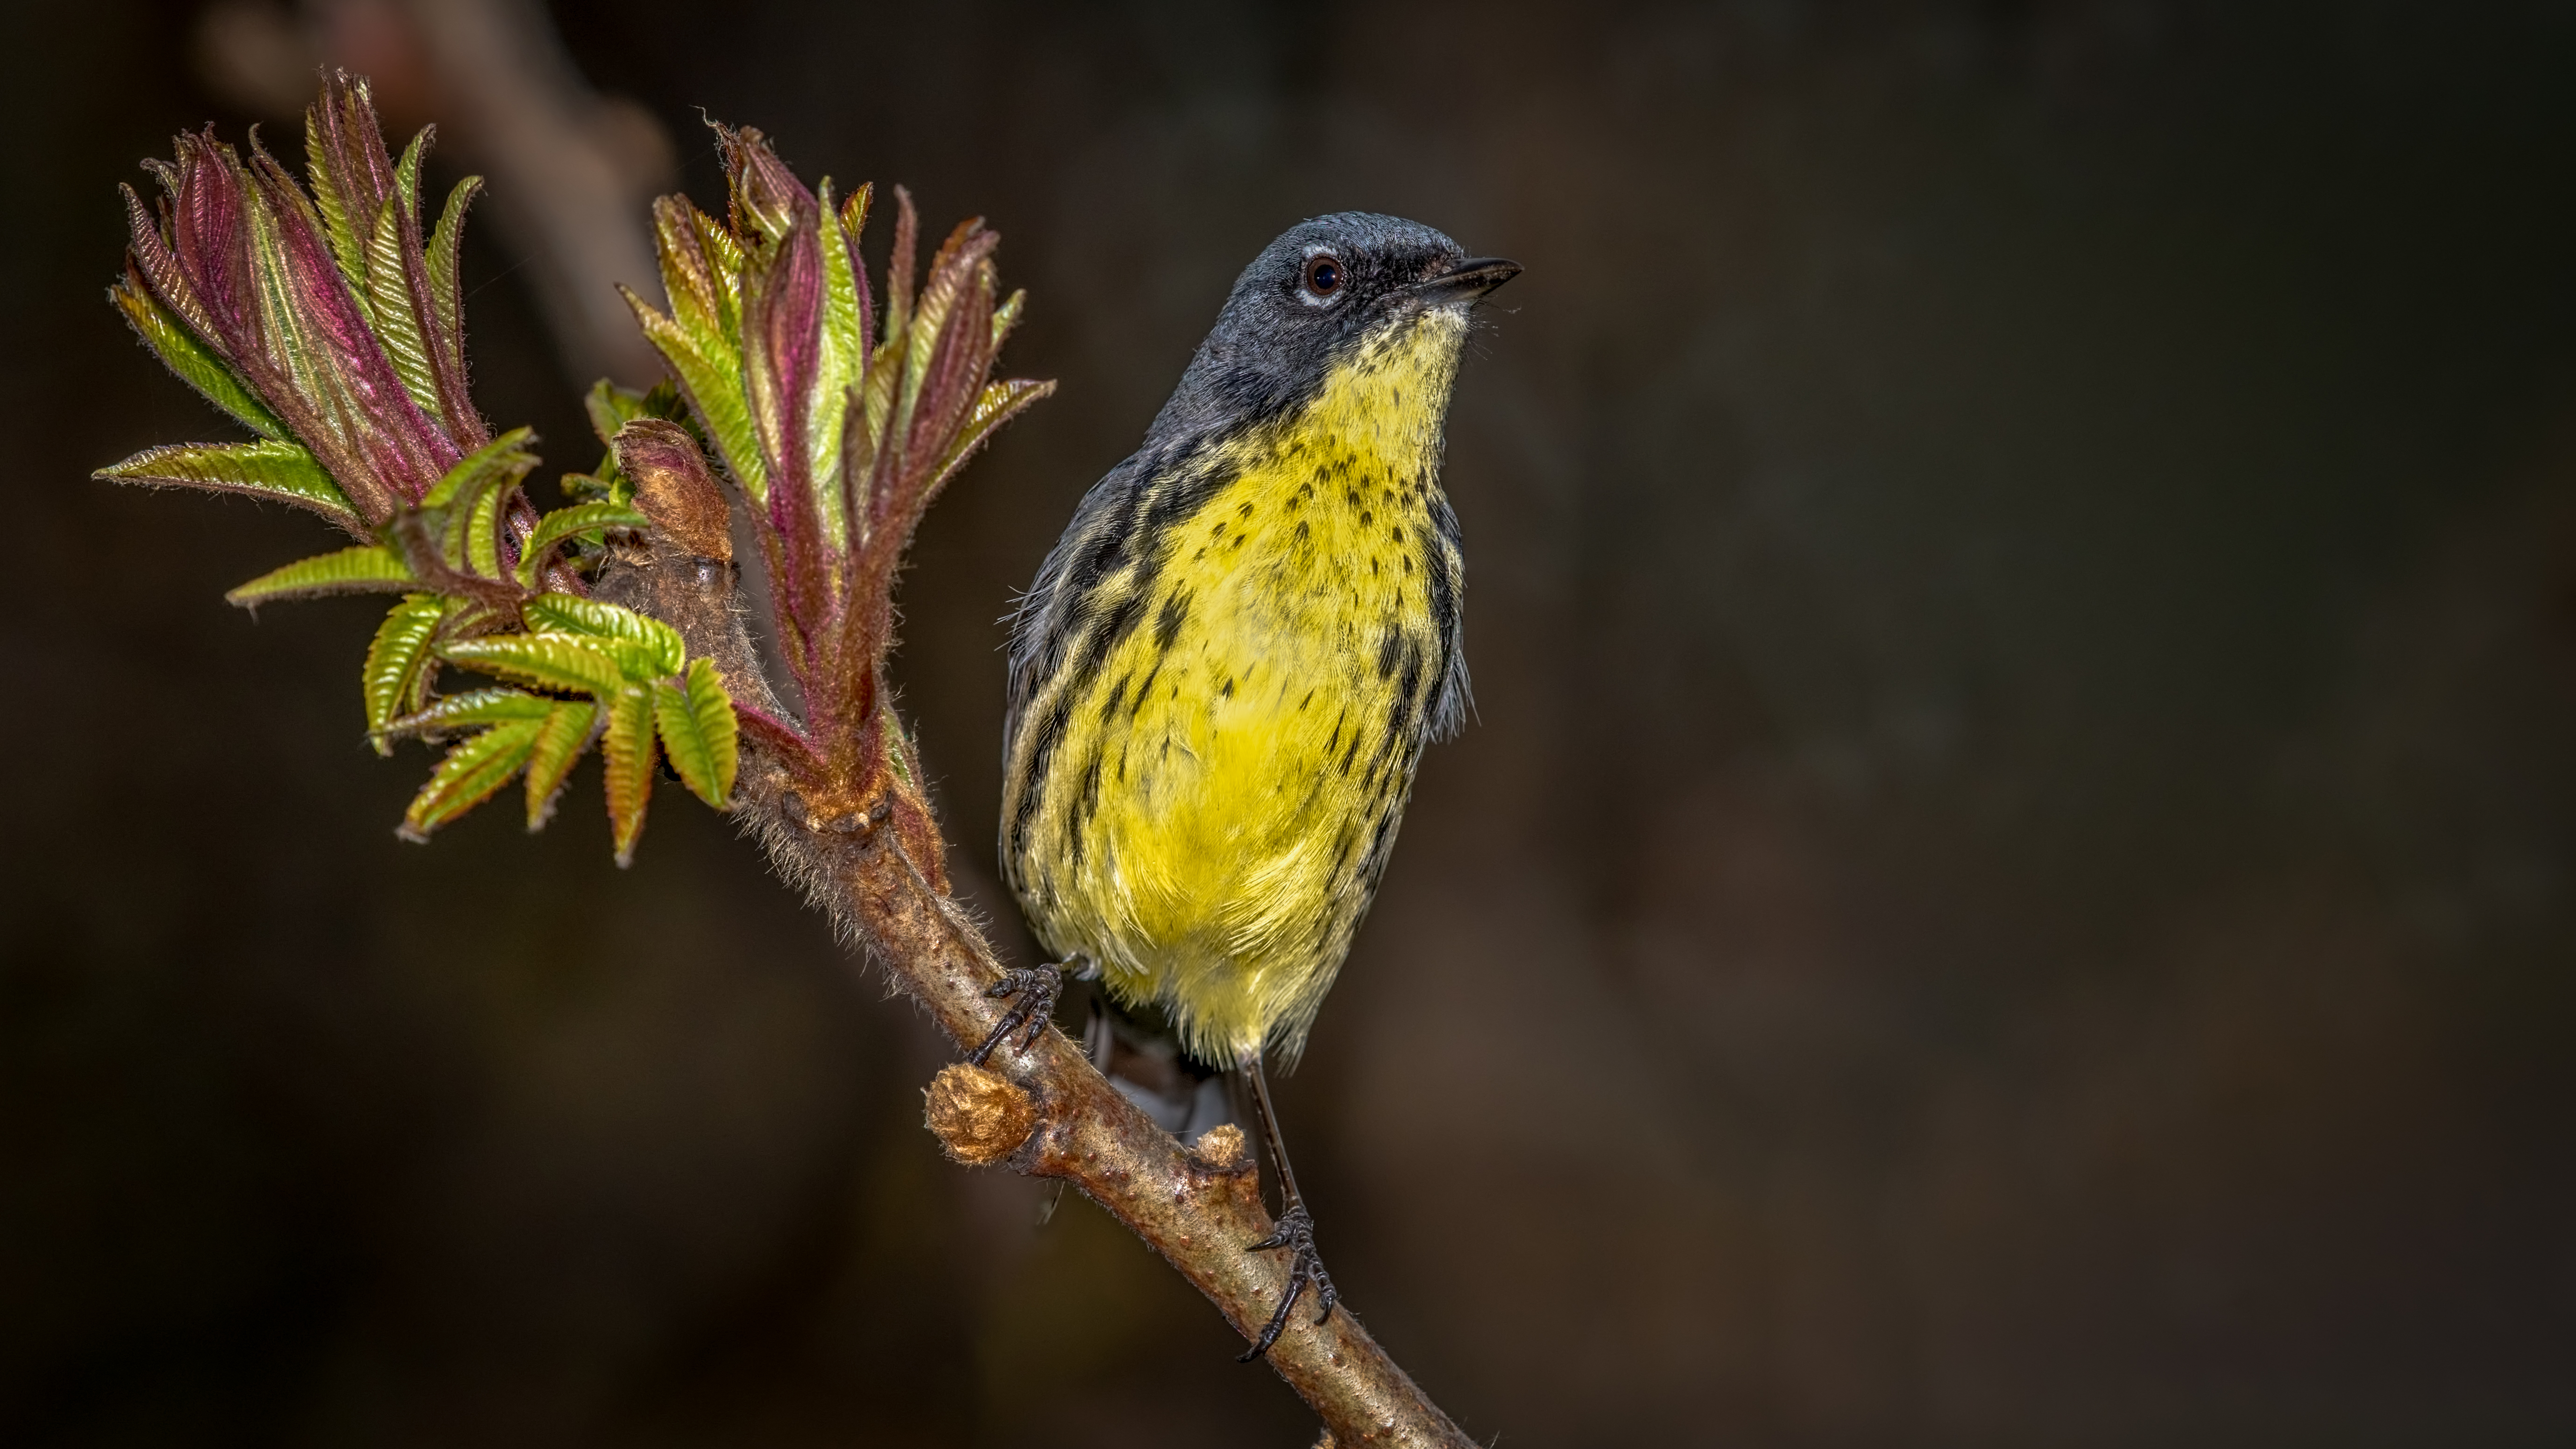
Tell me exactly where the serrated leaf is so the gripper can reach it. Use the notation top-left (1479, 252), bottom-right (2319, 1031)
top-left (424, 427), bottom-right (537, 576)
top-left (524, 699), bottom-right (599, 831)
top-left (99, 439), bottom-right (360, 531)
top-left (625, 293), bottom-right (766, 502)
top-left (423, 175), bottom-right (481, 396)
top-left (990, 286), bottom-right (1025, 350)
top-left (601, 682), bottom-right (656, 867)
top-left (109, 276), bottom-right (288, 441)
top-left (361, 593), bottom-right (456, 752)
top-left (362, 143), bottom-right (440, 426)
top-left (226, 544), bottom-right (416, 607)
top-left (516, 502), bottom-right (649, 587)
top-left (928, 376), bottom-right (1054, 497)
top-left (520, 594), bottom-right (685, 678)
top-left (439, 633), bottom-right (626, 696)
top-left (653, 658), bottom-right (737, 808)
top-left (399, 717), bottom-right (545, 841)
top-left (380, 686), bottom-right (555, 739)
top-left (464, 472), bottom-right (504, 578)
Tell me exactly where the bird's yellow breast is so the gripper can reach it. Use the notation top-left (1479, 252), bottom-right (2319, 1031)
top-left (1004, 310), bottom-right (1467, 1063)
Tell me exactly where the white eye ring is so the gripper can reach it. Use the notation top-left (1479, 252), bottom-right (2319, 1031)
top-left (1299, 249), bottom-right (1345, 305)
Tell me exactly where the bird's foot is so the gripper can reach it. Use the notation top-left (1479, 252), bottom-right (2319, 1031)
top-left (967, 963), bottom-right (1064, 1066)
top-left (1238, 1203), bottom-right (1337, 1361)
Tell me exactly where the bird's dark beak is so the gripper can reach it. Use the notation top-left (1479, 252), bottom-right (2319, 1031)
top-left (1413, 257), bottom-right (1522, 305)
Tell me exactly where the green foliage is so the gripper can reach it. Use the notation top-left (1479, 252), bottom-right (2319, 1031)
top-left (654, 658), bottom-right (739, 809)
top-left (101, 78), bottom-right (1048, 871)
top-left (99, 439), bottom-right (359, 532)
top-left (517, 502), bottom-right (649, 587)
top-left (398, 714), bottom-right (548, 842)
top-left (439, 633), bottom-right (630, 697)
top-left (106, 274), bottom-right (288, 443)
top-left (523, 700), bottom-right (598, 830)
top-left (226, 544), bottom-right (416, 606)
top-left (522, 592), bottom-right (685, 677)
top-left (397, 593), bottom-right (736, 857)
top-left (102, 80), bottom-right (737, 862)
top-left (361, 593), bottom-right (459, 754)
top-left (600, 682), bottom-right (658, 867)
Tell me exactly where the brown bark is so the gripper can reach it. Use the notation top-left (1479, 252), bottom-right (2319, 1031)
top-left (595, 537), bottom-right (1478, 1449)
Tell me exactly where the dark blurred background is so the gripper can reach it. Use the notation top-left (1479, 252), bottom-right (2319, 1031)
top-left (7, 0), bottom-right (2576, 1443)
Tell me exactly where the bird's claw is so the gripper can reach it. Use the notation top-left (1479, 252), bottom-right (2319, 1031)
top-left (967, 964), bottom-right (1063, 1066)
top-left (1238, 1203), bottom-right (1336, 1361)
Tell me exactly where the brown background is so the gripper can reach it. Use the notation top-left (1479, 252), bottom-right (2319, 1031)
top-left (5, 0), bottom-right (2574, 1443)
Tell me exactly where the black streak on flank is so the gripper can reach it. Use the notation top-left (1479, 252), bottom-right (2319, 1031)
top-left (1368, 639), bottom-right (1424, 783)
top-left (1361, 802), bottom-right (1401, 889)
top-left (1069, 749), bottom-right (1106, 859)
top-left (1068, 588), bottom-right (1149, 703)
top-left (1130, 662), bottom-right (1162, 719)
top-left (1220, 677), bottom-right (1235, 698)
top-left (1007, 692), bottom-right (1074, 860)
top-left (1099, 672), bottom-right (1131, 724)
top-left (1377, 627), bottom-right (1403, 680)
top-left (1155, 591), bottom-right (1191, 650)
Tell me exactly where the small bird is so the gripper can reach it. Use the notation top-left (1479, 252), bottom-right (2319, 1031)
top-left (984, 213), bottom-right (1516, 1358)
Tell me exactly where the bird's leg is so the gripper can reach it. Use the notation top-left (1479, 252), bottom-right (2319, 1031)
top-left (1237, 1051), bottom-right (1338, 1361)
top-left (967, 960), bottom-right (1069, 1067)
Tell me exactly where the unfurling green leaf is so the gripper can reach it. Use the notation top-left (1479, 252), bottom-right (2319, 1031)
top-left (362, 593), bottom-right (456, 752)
top-left (653, 658), bottom-right (737, 808)
top-left (399, 717), bottom-right (545, 842)
top-left (585, 378), bottom-right (686, 448)
top-left (423, 175), bottom-right (481, 392)
top-left (226, 544), bottom-right (416, 607)
top-left (362, 146), bottom-right (441, 425)
top-left (601, 682), bottom-right (657, 867)
top-left (380, 687), bottom-right (555, 738)
top-left (516, 502), bottom-right (649, 587)
top-left (626, 301), bottom-right (764, 503)
top-left (109, 273), bottom-right (288, 441)
top-left (524, 699), bottom-right (599, 831)
top-left (422, 427), bottom-right (538, 576)
top-left (464, 471), bottom-right (505, 578)
top-left (929, 377), bottom-right (1055, 497)
top-left (520, 594), bottom-right (686, 679)
top-left (438, 633), bottom-right (626, 696)
top-left (98, 439), bottom-right (359, 531)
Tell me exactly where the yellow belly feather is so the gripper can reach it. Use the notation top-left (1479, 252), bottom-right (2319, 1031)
top-left (1007, 310), bottom-right (1467, 1063)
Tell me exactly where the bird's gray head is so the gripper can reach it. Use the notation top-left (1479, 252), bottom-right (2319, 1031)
top-left (1149, 212), bottom-right (1519, 441)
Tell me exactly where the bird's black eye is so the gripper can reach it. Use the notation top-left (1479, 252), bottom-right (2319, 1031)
top-left (1302, 254), bottom-right (1343, 297)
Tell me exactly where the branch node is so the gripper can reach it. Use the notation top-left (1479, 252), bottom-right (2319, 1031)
top-left (924, 1062), bottom-right (1037, 1165)
top-left (1193, 1122), bottom-right (1251, 1172)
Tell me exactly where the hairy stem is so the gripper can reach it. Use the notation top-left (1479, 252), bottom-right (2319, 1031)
top-left (595, 538), bottom-right (1475, 1449)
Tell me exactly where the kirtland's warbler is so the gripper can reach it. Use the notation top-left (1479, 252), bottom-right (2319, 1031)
top-left (979, 213), bottom-right (1516, 1358)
